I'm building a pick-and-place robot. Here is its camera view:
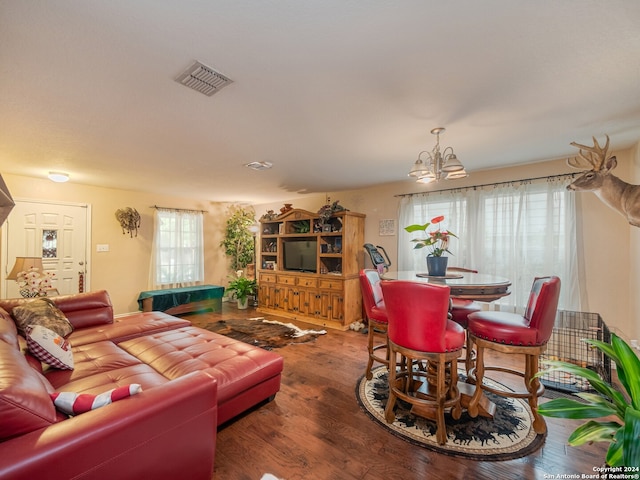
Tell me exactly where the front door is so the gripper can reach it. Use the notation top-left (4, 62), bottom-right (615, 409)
top-left (2, 200), bottom-right (91, 298)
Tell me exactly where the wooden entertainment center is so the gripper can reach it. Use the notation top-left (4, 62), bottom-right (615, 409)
top-left (256, 208), bottom-right (365, 330)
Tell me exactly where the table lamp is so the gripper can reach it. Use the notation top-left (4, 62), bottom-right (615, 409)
top-left (6, 256), bottom-right (45, 297)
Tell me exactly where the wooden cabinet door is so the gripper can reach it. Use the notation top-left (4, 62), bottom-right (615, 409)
top-left (258, 283), bottom-right (277, 309)
top-left (311, 291), bottom-right (329, 320)
top-left (286, 288), bottom-right (302, 314)
top-left (273, 285), bottom-right (289, 311)
top-left (327, 292), bottom-right (344, 322)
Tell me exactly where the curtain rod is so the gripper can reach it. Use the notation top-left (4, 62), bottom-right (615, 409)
top-left (150, 205), bottom-right (208, 213)
top-left (394, 172), bottom-right (578, 198)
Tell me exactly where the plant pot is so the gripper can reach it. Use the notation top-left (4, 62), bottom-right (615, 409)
top-left (426, 256), bottom-right (448, 276)
top-left (237, 297), bottom-right (249, 310)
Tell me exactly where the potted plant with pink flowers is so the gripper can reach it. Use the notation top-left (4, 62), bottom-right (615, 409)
top-left (405, 215), bottom-right (457, 276)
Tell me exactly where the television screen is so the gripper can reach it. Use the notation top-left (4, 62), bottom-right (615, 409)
top-left (283, 240), bottom-right (317, 272)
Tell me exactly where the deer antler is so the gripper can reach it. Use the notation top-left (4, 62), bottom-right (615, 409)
top-left (567, 135), bottom-right (610, 171)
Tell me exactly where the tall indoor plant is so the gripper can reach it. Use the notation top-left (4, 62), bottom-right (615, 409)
top-left (535, 334), bottom-right (640, 467)
top-left (220, 205), bottom-right (256, 271)
top-left (405, 215), bottom-right (457, 276)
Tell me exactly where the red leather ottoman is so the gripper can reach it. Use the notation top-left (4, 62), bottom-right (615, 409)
top-left (118, 326), bottom-right (284, 425)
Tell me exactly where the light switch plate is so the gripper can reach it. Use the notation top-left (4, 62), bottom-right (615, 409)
top-left (96, 244), bottom-right (109, 252)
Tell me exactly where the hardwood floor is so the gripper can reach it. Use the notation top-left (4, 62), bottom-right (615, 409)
top-left (187, 303), bottom-right (609, 480)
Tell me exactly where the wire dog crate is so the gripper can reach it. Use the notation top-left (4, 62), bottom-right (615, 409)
top-left (539, 310), bottom-right (611, 393)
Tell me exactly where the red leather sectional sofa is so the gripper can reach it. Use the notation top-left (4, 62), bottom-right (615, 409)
top-left (0, 290), bottom-right (284, 480)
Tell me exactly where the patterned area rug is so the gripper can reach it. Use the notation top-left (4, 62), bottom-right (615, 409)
top-left (356, 366), bottom-right (546, 461)
top-left (204, 317), bottom-right (326, 349)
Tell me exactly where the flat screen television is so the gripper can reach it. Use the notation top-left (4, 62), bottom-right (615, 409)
top-left (282, 239), bottom-right (317, 273)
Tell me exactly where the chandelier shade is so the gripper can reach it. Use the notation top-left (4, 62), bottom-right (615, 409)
top-left (408, 128), bottom-right (467, 183)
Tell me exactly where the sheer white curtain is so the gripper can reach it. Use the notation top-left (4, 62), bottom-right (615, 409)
top-left (398, 177), bottom-right (584, 312)
top-left (150, 209), bottom-right (204, 289)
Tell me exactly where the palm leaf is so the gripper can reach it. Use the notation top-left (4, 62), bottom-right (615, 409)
top-left (621, 407), bottom-right (640, 468)
top-left (611, 335), bottom-right (640, 410)
top-left (566, 420), bottom-right (619, 446)
top-left (575, 392), bottom-right (625, 420)
top-left (537, 397), bottom-right (617, 419)
top-left (537, 361), bottom-right (627, 410)
top-left (606, 429), bottom-right (624, 467)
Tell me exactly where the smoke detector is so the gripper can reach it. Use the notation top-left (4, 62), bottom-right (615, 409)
top-left (175, 61), bottom-right (233, 96)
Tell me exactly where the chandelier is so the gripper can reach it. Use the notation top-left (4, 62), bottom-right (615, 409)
top-left (408, 127), bottom-right (468, 183)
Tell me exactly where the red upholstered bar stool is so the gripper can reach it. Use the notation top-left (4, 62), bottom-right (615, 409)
top-left (447, 267), bottom-right (482, 371)
top-left (380, 280), bottom-right (466, 445)
top-left (466, 276), bottom-right (561, 434)
top-left (359, 269), bottom-right (389, 380)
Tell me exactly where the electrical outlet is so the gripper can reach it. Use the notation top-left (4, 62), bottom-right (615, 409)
top-left (96, 244), bottom-right (109, 252)
top-left (631, 339), bottom-right (639, 350)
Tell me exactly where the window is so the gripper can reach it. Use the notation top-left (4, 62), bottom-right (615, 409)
top-left (152, 209), bottom-right (204, 287)
top-left (398, 177), bottom-right (583, 312)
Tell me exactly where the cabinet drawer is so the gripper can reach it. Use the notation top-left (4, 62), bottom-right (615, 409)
top-left (297, 277), bottom-right (318, 288)
top-left (260, 273), bottom-right (277, 283)
top-left (277, 275), bottom-right (297, 285)
top-left (318, 278), bottom-right (343, 291)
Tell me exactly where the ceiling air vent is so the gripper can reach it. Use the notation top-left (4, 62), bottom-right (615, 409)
top-left (245, 161), bottom-right (273, 171)
top-left (175, 61), bottom-right (233, 96)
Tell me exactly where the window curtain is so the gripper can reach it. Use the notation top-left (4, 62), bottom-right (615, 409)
top-left (150, 209), bottom-right (204, 289)
top-left (398, 177), bottom-right (584, 313)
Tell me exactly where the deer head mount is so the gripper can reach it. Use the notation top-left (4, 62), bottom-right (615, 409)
top-left (567, 135), bottom-right (640, 227)
top-left (115, 207), bottom-right (141, 237)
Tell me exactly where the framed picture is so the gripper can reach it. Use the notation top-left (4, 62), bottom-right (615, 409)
top-left (378, 219), bottom-right (396, 236)
top-left (322, 224), bottom-right (332, 232)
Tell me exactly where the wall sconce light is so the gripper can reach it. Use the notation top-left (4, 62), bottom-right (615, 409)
top-left (115, 207), bottom-right (141, 237)
top-left (48, 172), bottom-right (70, 183)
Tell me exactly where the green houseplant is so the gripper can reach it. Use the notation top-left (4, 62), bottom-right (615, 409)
top-left (226, 271), bottom-right (258, 309)
top-left (534, 333), bottom-right (640, 467)
top-left (405, 215), bottom-right (457, 276)
top-left (220, 205), bottom-right (256, 271)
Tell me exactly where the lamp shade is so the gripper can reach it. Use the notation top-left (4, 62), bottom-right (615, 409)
top-left (441, 154), bottom-right (464, 172)
top-left (408, 158), bottom-right (429, 178)
top-left (446, 169), bottom-right (469, 180)
top-left (7, 256), bottom-right (44, 280)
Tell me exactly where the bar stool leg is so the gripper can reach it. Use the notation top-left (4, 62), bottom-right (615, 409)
top-left (384, 350), bottom-right (398, 424)
top-left (526, 353), bottom-right (547, 434)
top-left (467, 344), bottom-right (485, 418)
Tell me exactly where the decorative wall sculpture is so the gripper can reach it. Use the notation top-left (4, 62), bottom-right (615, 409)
top-left (115, 207), bottom-right (141, 237)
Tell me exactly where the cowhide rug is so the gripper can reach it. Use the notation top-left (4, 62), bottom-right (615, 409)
top-left (204, 317), bottom-right (326, 349)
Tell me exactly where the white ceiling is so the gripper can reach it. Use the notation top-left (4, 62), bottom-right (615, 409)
top-left (1, 1), bottom-right (640, 204)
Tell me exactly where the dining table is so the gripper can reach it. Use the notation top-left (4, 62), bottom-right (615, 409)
top-left (380, 270), bottom-right (511, 302)
top-left (380, 269), bottom-right (512, 419)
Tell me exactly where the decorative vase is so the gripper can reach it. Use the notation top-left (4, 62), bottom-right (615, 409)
top-left (19, 289), bottom-right (40, 298)
top-left (237, 296), bottom-right (249, 310)
top-left (426, 256), bottom-right (448, 276)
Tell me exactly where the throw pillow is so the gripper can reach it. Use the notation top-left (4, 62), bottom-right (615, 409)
top-left (50, 384), bottom-right (142, 416)
top-left (12, 297), bottom-right (74, 338)
top-left (25, 324), bottom-right (74, 370)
